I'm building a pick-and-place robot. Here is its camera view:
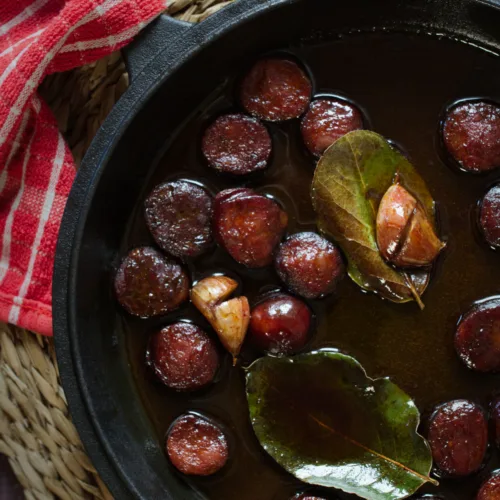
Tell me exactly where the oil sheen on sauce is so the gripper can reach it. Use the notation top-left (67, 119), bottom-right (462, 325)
top-left (124, 33), bottom-right (500, 499)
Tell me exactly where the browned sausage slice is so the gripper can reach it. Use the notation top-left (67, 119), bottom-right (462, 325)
top-left (427, 400), bottom-right (487, 477)
top-left (454, 297), bottom-right (500, 372)
top-left (275, 232), bottom-right (345, 299)
top-left (166, 413), bottom-right (228, 476)
top-left (479, 184), bottom-right (500, 248)
top-left (145, 180), bottom-right (213, 260)
top-left (301, 98), bottom-right (364, 156)
top-left (240, 58), bottom-right (312, 121)
top-left (249, 294), bottom-right (312, 355)
top-left (478, 471), bottom-right (500, 500)
top-left (443, 100), bottom-right (500, 172)
top-left (202, 114), bottom-right (272, 175)
top-left (114, 246), bottom-right (189, 317)
top-left (146, 323), bottom-right (219, 391)
top-left (213, 188), bottom-right (288, 268)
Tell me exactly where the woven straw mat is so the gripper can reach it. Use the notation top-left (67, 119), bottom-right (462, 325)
top-left (0, 1), bottom-right (231, 499)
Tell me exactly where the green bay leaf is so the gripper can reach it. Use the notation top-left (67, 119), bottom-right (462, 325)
top-left (311, 130), bottom-right (436, 303)
top-left (246, 350), bottom-right (435, 500)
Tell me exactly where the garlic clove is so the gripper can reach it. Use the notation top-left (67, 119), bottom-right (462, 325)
top-left (376, 183), bottom-right (445, 268)
top-left (213, 297), bottom-right (250, 361)
top-left (190, 276), bottom-right (249, 363)
top-left (376, 184), bottom-right (417, 262)
top-left (191, 276), bottom-right (238, 322)
top-left (394, 205), bottom-right (446, 267)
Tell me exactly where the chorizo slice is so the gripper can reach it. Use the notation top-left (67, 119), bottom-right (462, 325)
top-left (114, 246), bottom-right (189, 317)
top-left (147, 323), bottom-right (219, 391)
top-left (249, 294), bottom-right (312, 355)
top-left (202, 114), bottom-right (272, 175)
top-left (478, 472), bottom-right (500, 500)
top-left (443, 100), bottom-right (500, 172)
top-left (275, 232), bottom-right (345, 299)
top-left (240, 58), bottom-right (312, 121)
top-left (145, 180), bottom-right (213, 260)
top-left (301, 98), bottom-right (363, 157)
top-left (479, 184), bottom-right (500, 248)
top-left (213, 188), bottom-right (288, 268)
top-left (166, 413), bottom-right (229, 476)
top-left (454, 298), bottom-right (500, 372)
top-left (427, 400), bottom-right (487, 477)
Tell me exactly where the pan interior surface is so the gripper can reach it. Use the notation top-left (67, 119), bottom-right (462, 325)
top-left (64, 1), bottom-right (500, 499)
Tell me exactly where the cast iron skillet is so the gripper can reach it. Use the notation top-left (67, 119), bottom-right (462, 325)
top-left (53, 0), bottom-right (500, 498)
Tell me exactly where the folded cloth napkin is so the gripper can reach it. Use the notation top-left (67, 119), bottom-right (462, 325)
top-left (0, 0), bottom-right (166, 335)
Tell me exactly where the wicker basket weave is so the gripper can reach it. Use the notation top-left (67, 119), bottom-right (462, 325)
top-left (0, 1), bottom-right (229, 498)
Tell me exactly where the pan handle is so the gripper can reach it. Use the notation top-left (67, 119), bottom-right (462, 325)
top-left (123, 15), bottom-right (192, 82)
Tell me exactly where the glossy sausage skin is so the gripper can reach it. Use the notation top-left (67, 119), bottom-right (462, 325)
top-left (443, 101), bottom-right (500, 172)
top-left (301, 98), bottom-right (363, 156)
top-left (202, 114), bottom-right (272, 175)
top-left (166, 413), bottom-right (229, 476)
top-left (213, 188), bottom-right (288, 268)
top-left (477, 471), bottom-right (500, 500)
top-left (146, 323), bottom-right (219, 391)
top-left (249, 294), bottom-right (312, 355)
top-left (240, 58), bottom-right (312, 121)
top-left (427, 399), bottom-right (488, 477)
top-left (114, 246), bottom-right (189, 317)
top-left (454, 298), bottom-right (500, 372)
top-left (275, 232), bottom-right (345, 299)
top-left (479, 184), bottom-right (500, 248)
top-left (145, 180), bottom-right (213, 259)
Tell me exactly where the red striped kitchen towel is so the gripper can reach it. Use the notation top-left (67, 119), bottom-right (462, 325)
top-left (0, 0), bottom-right (166, 335)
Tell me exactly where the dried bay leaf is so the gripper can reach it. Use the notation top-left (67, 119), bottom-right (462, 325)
top-left (311, 130), bottom-right (436, 303)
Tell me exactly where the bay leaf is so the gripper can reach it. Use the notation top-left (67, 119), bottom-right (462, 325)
top-left (246, 350), bottom-right (436, 500)
top-left (311, 130), bottom-right (436, 303)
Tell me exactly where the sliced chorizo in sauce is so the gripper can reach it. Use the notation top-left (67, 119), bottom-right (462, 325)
top-left (166, 413), bottom-right (229, 476)
top-left (479, 184), bottom-right (500, 248)
top-left (202, 113), bottom-right (272, 175)
top-left (454, 298), bottom-right (500, 372)
top-left (249, 294), bottom-right (312, 355)
top-left (275, 232), bottom-right (345, 299)
top-left (301, 98), bottom-right (363, 156)
top-left (213, 188), bottom-right (288, 268)
top-left (146, 323), bottom-right (219, 391)
top-left (427, 399), bottom-right (488, 477)
top-left (477, 471), bottom-right (500, 500)
top-left (145, 180), bottom-right (213, 260)
top-left (443, 100), bottom-right (500, 172)
top-left (114, 246), bottom-right (189, 317)
top-left (240, 58), bottom-right (312, 122)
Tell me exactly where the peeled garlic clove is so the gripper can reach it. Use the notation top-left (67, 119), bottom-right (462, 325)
top-left (212, 297), bottom-right (250, 360)
top-left (376, 184), bottom-right (417, 262)
top-left (376, 183), bottom-right (445, 267)
top-left (191, 276), bottom-right (238, 322)
top-left (393, 205), bottom-right (446, 267)
top-left (190, 276), bottom-right (249, 363)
